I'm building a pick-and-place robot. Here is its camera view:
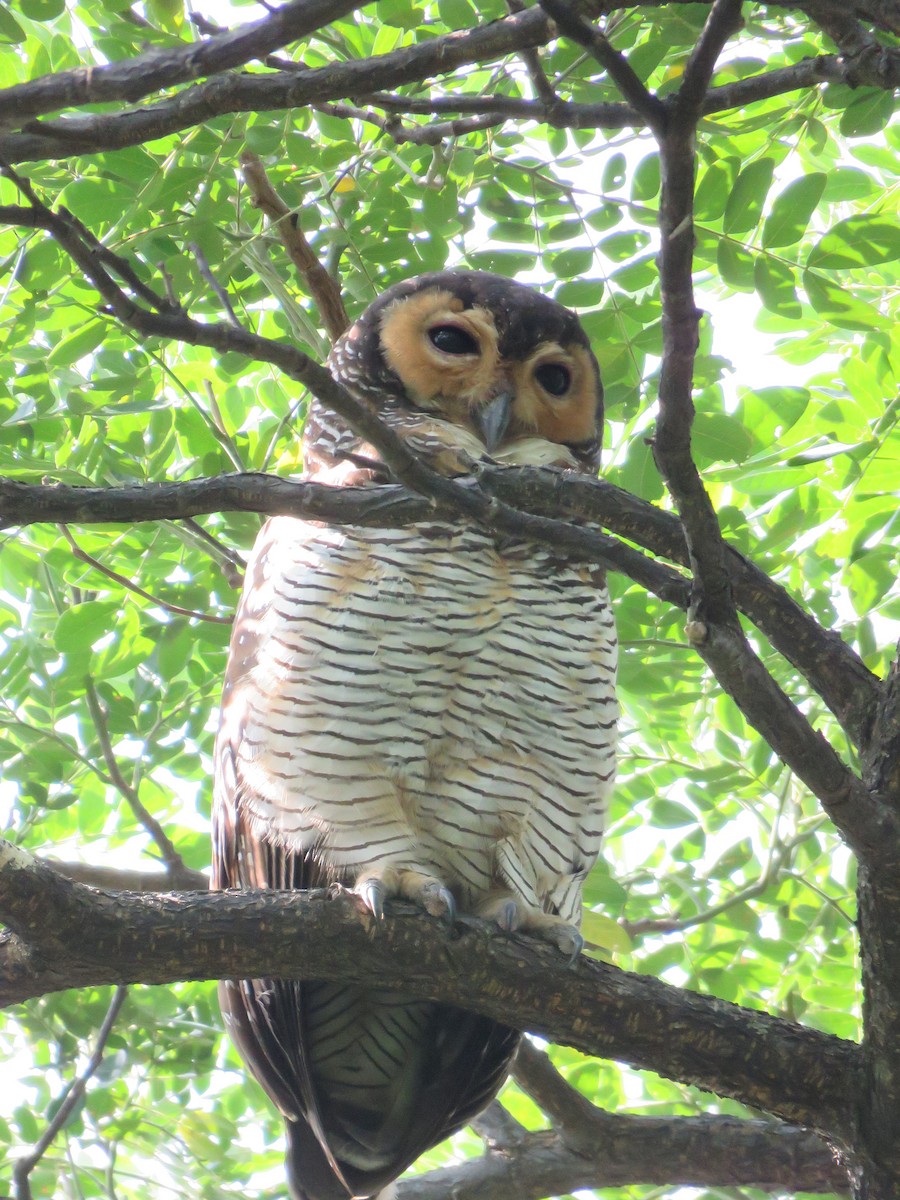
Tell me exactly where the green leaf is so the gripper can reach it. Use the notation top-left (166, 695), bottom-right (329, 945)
top-left (548, 248), bottom-right (593, 278)
top-left (717, 240), bottom-right (756, 291)
top-left (754, 257), bottom-right (802, 318)
top-left (19, 0), bottom-right (66, 17)
top-left (808, 217), bottom-right (900, 270)
top-left (692, 411), bottom-right (754, 465)
top-left (581, 910), bottom-right (632, 953)
top-left (437, 0), bottom-right (476, 26)
top-left (695, 157), bottom-right (740, 220)
top-left (723, 157), bottom-right (775, 235)
top-left (762, 173), bottom-right (825, 248)
top-left (803, 270), bottom-right (889, 331)
top-left (49, 322), bottom-right (109, 366)
top-left (54, 601), bottom-right (120, 655)
top-left (839, 89), bottom-right (895, 137)
top-left (0, 5), bottom-right (25, 41)
top-left (600, 231), bottom-right (651, 262)
top-left (601, 153), bottom-right (627, 191)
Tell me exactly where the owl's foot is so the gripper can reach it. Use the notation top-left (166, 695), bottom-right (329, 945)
top-left (353, 866), bottom-right (456, 922)
top-left (477, 895), bottom-right (584, 964)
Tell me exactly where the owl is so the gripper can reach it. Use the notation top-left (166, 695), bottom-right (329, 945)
top-left (212, 271), bottom-right (618, 1200)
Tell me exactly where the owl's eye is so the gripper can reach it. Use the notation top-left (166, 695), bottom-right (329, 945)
top-left (428, 325), bottom-right (480, 355)
top-left (535, 363), bottom-right (571, 396)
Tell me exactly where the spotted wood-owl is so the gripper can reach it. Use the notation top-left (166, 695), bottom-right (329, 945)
top-left (212, 271), bottom-right (618, 1200)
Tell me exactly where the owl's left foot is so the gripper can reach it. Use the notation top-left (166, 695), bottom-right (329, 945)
top-left (477, 895), bottom-right (584, 964)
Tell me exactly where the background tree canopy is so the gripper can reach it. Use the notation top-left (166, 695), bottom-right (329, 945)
top-left (0, 0), bottom-right (898, 1197)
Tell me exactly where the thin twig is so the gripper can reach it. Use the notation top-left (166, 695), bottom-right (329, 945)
top-left (314, 100), bottom-right (505, 145)
top-left (177, 516), bottom-right (246, 588)
top-left (240, 150), bottom-right (349, 340)
top-left (538, 0), bottom-right (667, 131)
top-left (12, 986), bottom-right (128, 1200)
top-left (83, 679), bottom-right (185, 870)
top-left (59, 524), bottom-right (232, 624)
top-left (506, 0), bottom-right (560, 103)
top-left (189, 241), bottom-right (241, 328)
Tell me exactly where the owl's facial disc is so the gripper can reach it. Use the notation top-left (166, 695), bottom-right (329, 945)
top-left (376, 279), bottom-right (602, 461)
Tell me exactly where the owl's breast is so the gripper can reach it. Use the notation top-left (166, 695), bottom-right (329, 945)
top-left (227, 516), bottom-right (617, 894)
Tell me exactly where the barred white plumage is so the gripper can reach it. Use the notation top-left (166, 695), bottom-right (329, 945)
top-left (212, 270), bottom-right (618, 1200)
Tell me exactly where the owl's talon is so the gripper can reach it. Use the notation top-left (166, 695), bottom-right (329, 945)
top-left (557, 927), bottom-right (584, 965)
top-left (495, 900), bottom-right (520, 933)
top-left (356, 878), bottom-right (386, 920)
top-left (419, 881), bottom-right (456, 921)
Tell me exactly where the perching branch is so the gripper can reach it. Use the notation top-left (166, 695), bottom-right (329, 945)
top-left (0, 841), bottom-right (859, 1144)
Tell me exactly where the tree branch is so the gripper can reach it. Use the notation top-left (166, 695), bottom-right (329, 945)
top-left (83, 679), bottom-right (187, 872)
top-left (239, 150), bottom-right (349, 341)
top-left (0, 470), bottom-right (879, 747)
top-left (538, 0), bottom-right (667, 131)
top-left (0, 0), bottom-right (362, 123)
top-left (395, 1120), bottom-right (849, 1198)
top-left (0, 844), bottom-right (859, 1143)
top-left (433, 1041), bottom-right (851, 1197)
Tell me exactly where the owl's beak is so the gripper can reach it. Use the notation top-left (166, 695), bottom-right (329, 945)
top-left (472, 391), bottom-right (512, 453)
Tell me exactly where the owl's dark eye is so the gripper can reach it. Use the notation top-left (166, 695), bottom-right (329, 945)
top-left (428, 325), bottom-right (479, 355)
top-left (535, 363), bottom-right (571, 396)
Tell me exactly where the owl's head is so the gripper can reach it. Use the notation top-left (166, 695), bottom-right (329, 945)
top-left (329, 271), bottom-right (604, 468)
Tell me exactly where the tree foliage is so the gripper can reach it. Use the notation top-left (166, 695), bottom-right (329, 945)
top-left (0, 0), bottom-right (898, 1197)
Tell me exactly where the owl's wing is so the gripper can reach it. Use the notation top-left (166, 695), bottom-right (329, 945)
top-left (212, 520), bottom-right (520, 1200)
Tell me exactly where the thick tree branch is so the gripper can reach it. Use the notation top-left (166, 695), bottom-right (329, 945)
top-left (396, 1117), bottom-right (849, 1198)
top-left (653, 0), bottom-right (744, 630)
top-left (0, 0), bottom-right (362, 123)
top-left (1, 34), bottom-right (897, 166)
top-left (0, 470), bottom-right (878, 747)
top-left (0, 6), bottom-right (555, 162)
top-left (0, 843), bottom-right (859, 1143)
top-left (405, 1042), bottom-right (851, 1196)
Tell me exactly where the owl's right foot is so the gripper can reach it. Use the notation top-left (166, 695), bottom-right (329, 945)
top-left (477, 894), bottom-right (584, 963)
top-left (353, 865), bottom-right (456, 922)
